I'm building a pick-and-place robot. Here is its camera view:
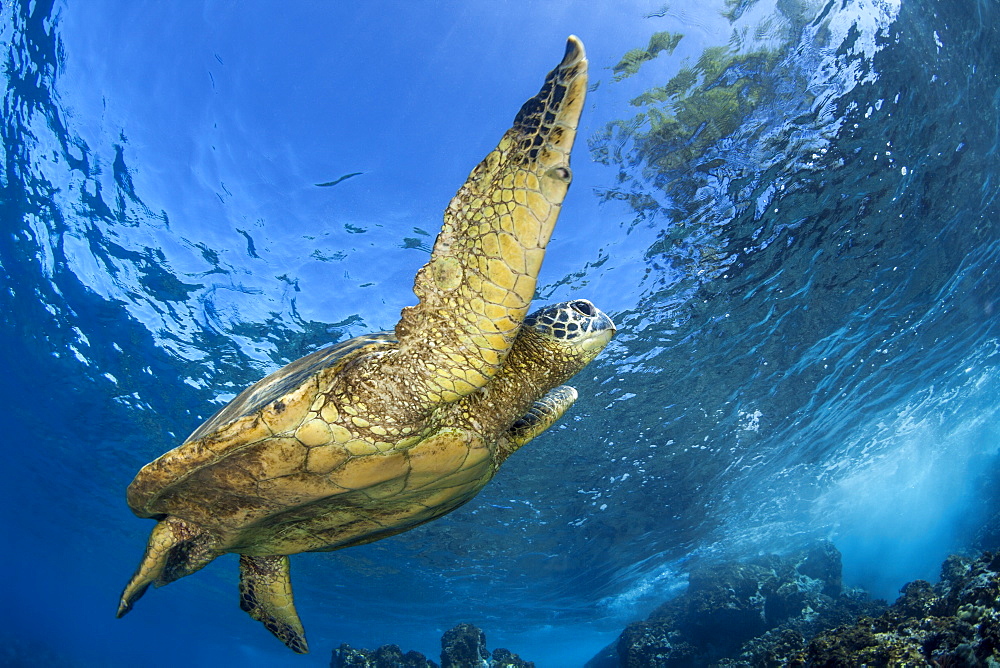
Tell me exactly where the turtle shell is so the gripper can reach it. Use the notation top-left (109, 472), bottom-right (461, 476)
top-left (190, 332), bottom-right (397, 443)
top-left (126, 333), bottom-right (398, 519)
top-left (125, 331), bottom-right (496, 554)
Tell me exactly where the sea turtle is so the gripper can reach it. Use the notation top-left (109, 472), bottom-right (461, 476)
top-left (117, 35), bottom-right (613, 653)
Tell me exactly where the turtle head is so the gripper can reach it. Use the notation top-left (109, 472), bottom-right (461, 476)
top-left (519, 299), bottom-right (615, 376)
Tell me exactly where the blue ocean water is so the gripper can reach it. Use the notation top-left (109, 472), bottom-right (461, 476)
top-left (1, 0), bottom-right (998, 666)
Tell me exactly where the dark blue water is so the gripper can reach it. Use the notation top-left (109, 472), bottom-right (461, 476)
top-left (2, 0), bottom-right (998, 665)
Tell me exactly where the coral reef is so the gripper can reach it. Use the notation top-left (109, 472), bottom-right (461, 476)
top-left (330, 623), bottom-right (533, 668)
top-left (331, 643), bottom-right (437, 668)
top-left (588, 544), bottom-right (1000, 666)
top-left (586, 542), bottom-right (886, 667)
top-left (331, 546), bottom-right (1000, 666)
top-left (441, 623), bottom-right (491, 668)
top-left (329, 545), bottom-right (1000, 666)
top-left (802, 551), bottom-right (1000, 666)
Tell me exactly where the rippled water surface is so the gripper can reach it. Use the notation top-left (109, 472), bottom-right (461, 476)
top-left (2, 0), bottom-right (999, 665)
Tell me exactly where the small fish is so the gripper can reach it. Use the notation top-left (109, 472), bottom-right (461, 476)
top-left (315, 172), bottom-right (363, 187)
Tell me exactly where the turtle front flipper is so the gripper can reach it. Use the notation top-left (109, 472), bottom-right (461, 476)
top-left (239, 555), bottom-right (309, 654)
top-left (390, 37), bottom-right (589, 408)
top-left (117, 516), bottom-right (217, 617)
top-left (500, 385), bottom-right (579, 460)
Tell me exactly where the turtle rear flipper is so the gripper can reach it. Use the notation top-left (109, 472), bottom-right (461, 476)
top-left (239, 555), bottom-right (309, 654)
top-left (117, 516), bottom-right (217, 617)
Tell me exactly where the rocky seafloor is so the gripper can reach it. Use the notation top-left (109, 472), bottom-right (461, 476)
top-left (330, 622), bottom-right (534, 668)
top-left (331, 542), bottom-right (1000, 667)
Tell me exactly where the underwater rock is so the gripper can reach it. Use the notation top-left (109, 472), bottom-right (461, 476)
top-left (591, 545), bottom-right (1000, 666)
top-left (803, 551), bottom-right (1000, 666)
top-left (489, 646), bottom-right (535, 668)
top-left (330, 643), bottom-right (438, 668)
top-left (330, 623), bottom-right (533, 668)
top-left (439, 623), bottom-right (534, 668)
top-left (441, 623), bottom-right (491, 668)
top-left (615, 622), bottom-right (698, 667)
top-left (587, 541), bottom-right (885, 667)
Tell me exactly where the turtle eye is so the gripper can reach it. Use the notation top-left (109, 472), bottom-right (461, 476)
top-left (570, 300), bottom-right (595, 316)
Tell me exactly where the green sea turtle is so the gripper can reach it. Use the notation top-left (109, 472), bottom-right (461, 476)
top-left (116, 35), bottom-right (613, 653)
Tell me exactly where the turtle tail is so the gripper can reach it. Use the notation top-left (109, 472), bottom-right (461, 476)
top-left (239, 554), bottom-right (309, 653)
top-left (116, 516), bottom-right (219, 618)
